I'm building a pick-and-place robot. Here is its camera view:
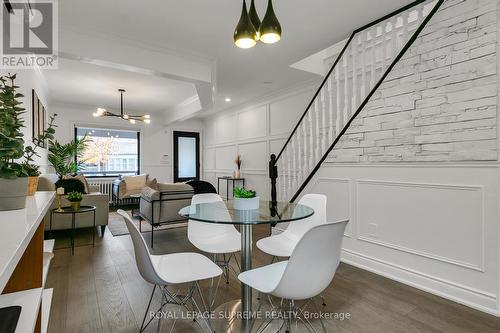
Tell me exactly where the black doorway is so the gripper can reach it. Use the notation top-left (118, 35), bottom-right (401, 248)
top-left (173, 131), bottom-right (200, 183)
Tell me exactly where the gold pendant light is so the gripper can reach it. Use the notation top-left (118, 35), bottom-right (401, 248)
top-left (259, 0), bottom-right (281, 44)
top-left (234, 0), bottom-right (258, 49)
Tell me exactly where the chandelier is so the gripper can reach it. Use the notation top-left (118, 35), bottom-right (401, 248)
top-left (234, 0), bottom-right (281, 49)
top-left (93, 89), bottom-right (151, 124)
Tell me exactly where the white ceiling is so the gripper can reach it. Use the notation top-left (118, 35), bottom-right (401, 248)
top-left (44, 59), bottom-right (197, 114)
top-left (51, 0), bottom-right (415, 117)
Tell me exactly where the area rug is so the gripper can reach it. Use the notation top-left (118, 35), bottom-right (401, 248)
top-left (108, 211), bottom-right (187, 237)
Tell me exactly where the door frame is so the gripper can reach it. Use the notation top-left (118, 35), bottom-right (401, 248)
top-left (173, 130), bottom-right (200, 183)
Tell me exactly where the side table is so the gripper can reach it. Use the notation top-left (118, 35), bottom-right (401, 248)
top-left (50, 206), bottom-right (96, 255)
top-left (217, 177), bottom-right (245, 201)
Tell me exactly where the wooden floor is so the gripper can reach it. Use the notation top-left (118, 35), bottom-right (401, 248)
top-left (46, 223), bottom-right (500, 333)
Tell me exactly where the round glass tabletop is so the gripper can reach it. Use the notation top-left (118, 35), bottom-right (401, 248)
top-left (51, 206), bottom-right (96, 214)
top-left (178, 200), bottom-right (314, 225)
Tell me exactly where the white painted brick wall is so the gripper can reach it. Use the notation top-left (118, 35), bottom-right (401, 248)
top-left (330, 0), bottom-right (498, 162)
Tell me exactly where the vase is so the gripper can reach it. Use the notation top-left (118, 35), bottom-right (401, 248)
top-left (234, 169), bottom-right (241, 178)
top-left (0, 177), bottom-right (28, 211)
top-left (70, 201), bottom-right (81, 211)
top-left (27, 176), bottom-right (39, 196)
top-left (233, 197), bottom-right (260, 210)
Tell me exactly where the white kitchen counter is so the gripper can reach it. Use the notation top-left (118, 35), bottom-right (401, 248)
top-left (0, 191), bottom-right (55, 293)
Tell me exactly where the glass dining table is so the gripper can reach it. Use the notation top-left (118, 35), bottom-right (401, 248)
top-left (178, 200), bottom-right (314, 329)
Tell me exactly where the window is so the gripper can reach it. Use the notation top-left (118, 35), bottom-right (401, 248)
top-left (173, 131), bottom-right (200, 182)
top-left (75, 127), bottom-right (140, 177)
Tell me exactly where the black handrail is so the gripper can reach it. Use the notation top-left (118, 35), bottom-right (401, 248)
top-left (275, 0), bottom-right (429, 162)
top-left (271, 0), bottom-right (444, 203)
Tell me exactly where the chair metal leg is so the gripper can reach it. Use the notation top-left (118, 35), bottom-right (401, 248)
top-left (310, 298), bottom-right (327, 333)
top-left (193, 281), bottom-right (213, 332)
top-left (157, 288), bottom-right (165, 333)
top-left (151, 224), bottom-right (154, 248)
top-left (140, 285), bottom-right (156, 333)
top-left (223, 253), bottom-right (230, 284)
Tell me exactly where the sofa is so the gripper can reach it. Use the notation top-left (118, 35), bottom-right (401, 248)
top-left (38, 174), bottom-right (109, 233)
top-left (139, 182), bottom-right (194, 247)
top-left (112, 174), bottom-right (157, 206)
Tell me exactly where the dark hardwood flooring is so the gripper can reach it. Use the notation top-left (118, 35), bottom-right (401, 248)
top-left (45, 224), bottom-right (500, 333)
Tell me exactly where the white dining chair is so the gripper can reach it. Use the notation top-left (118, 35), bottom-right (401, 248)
top-left (257, 193), bottom-right (327, 259)
top-left (117, 209), bottom-right (222, 333)
top-left (188, 194), bottom-right (241, 284)
top-left (239, 219), bottom-right (348, 333)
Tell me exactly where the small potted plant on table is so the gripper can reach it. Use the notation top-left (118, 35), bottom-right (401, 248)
top-left (67, 191), bottom-right (83, 211)
top-left (233, 187), bottom-right (259, 210)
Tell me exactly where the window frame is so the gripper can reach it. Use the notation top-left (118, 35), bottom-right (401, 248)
top-left (173, 130), bottom-right (200, 183)
top-left (74, 126), bottom-right (141, 178)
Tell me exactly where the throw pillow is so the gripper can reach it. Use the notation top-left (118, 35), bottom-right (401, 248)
top-left (62, 173), bottom-right (89, 194)
top-left (55, 178), bottom-right (85, 194)
top-left (146, 177), bottom-right (158, 190)
top-left (123, 174), bottom-right (147, 191)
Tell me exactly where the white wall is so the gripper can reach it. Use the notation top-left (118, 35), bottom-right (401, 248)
top-left (50, 102), bottom-right (202, 183)
top-left (305, 163), bottom-right (499, 315)
top-left (203, 84), bottom-right (316, 199)
top-left (0, 68), bottom-right (50, 173)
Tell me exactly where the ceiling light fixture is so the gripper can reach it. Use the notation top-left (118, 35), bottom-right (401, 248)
top-left (248, 0), bottom-right (261, 40)
top-left (259, 0), bottom-right (281, 44)
top-left (225, 97), bottom-right (232, 102)
top-left (234, 0), bottom-right (258, 49)
top-left (234, 0), bottom-right (281, 49)
top-left (93, 89), bottom-right (151, 124)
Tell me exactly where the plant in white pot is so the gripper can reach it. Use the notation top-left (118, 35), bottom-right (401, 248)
top-left (233, 187), bottom-right (259, 210)
top-left (0, 74), bottom-right (29, 210)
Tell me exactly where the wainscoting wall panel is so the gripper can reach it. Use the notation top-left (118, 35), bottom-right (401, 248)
top-left (215, 114), bottom-right (237, 144)
top-left (204, 148), bottom-right (216, 171)
top-left (237, 106), bottom-right (267, 140)
top-left (238, 141), bottom-right (268, 172)
top-left (215, 145), bottom-right (237, 171)
top-left (305, 163), bottom-right (500, 315)
top-left (310, 178), bottom-right (353, 237)
top-left (269, 91), bottom-right (312, 136)
top-left (356, 180), bottom-right (484, 271)
top-left (203, 84), bottom-right (316, 202)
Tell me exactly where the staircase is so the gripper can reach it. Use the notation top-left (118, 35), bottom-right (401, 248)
top-left (270, 0), bottom-right (445, 203)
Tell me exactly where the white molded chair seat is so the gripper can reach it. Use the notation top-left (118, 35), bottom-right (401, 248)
top-left (255, 234), bottom-right (297, 258)
top-left (239, 220), bottom-right (348, 300)
top-left (116, 209), bottom-right (222, 332)
top-left (257, 194), bottom-right (327, 258)
top-left (239, 261), bottom-right (287, 294)
top-left (150, 252), bottom-right (223, 284)
top-left (190, 233), bottom-right (241, 254)
top-left (188, 194), bottom-right (241, 286)
top-left (188, 193), bottom-right (241, 254)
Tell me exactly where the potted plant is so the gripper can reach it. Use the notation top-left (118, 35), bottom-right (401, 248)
top-left (66, 191), bottom-right (83, 211)
top-left (233, 187), bottom-right (259, 210)
top-left (22, 114), bottom-right (57, 195)
top-left (0, 74), bottom-right (29, 210)
top-left (48, 135), bottom-right (88, 180)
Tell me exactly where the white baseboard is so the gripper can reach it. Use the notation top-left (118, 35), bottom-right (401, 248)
top-left (341, 249), bottom-right (500, 317)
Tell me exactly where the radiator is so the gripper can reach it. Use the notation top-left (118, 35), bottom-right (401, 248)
top-left (87, 178), bottom-right (114, 203)
top-left (87, 178), bottom-right (139, 205)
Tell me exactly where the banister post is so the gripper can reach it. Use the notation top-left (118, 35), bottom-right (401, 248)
top-left (269, 154), bottom-right (278, 206)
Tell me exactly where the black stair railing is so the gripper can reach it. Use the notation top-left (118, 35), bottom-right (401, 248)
top-left (270, 0), bottom-right (444, 203)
